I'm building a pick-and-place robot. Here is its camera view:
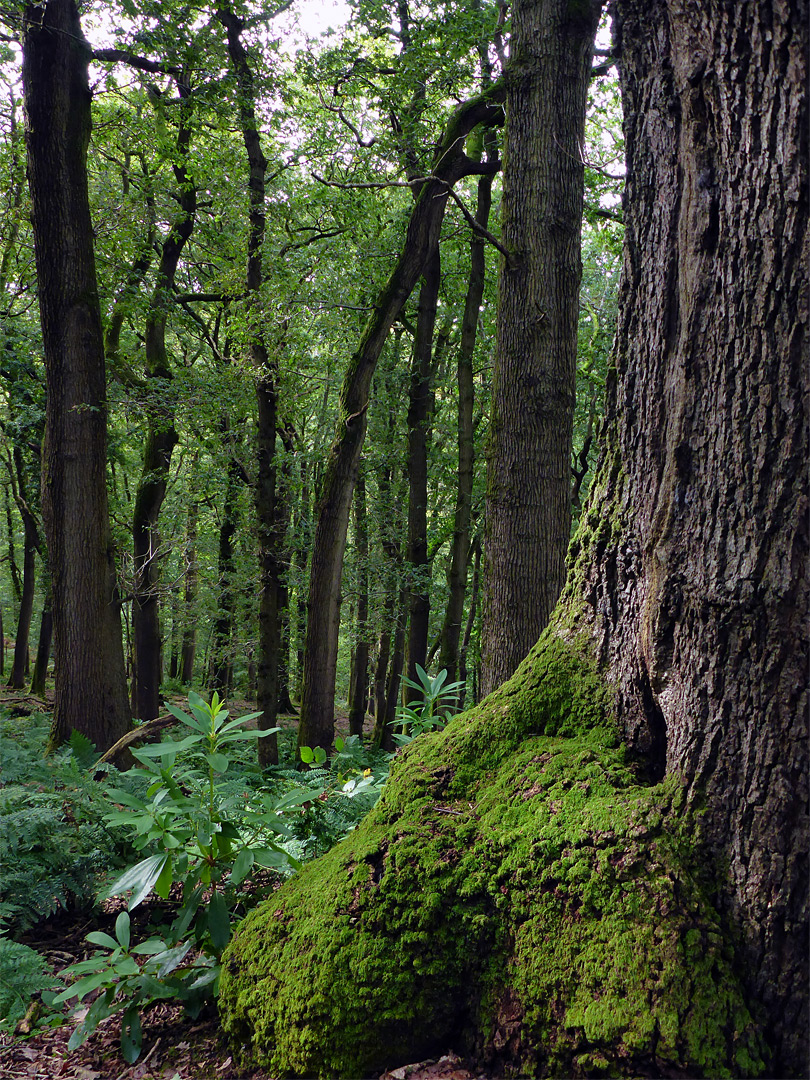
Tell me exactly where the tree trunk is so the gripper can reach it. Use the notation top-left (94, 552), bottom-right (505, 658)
top-left (218, 4), bottom-right (281, 767)
top-left (481, 0), bottom-right (602, 695)
top-left (457, 534), bottom-right (481, 712)
top-left (572, 1), bottom-right (808, 1068)
top-left (22, 0), bottom-right (130, 752)
top-left (220, 4), bottom-right (807, 1077)
top-left (298, 87), bottom-right (505, 752)
top-left (404, 249), bottom-right (439, 696)
top-left (347, 471), bottom-right (370, 738)
top-left (180, 498), bottom-right (198, 685)
top-left (7, 512), bottom-right (35, 689)
top-left (438, 162), bottom-right (493, 684)
top-left (210, 435), bottom-right (241, 698)
top-left (131, 78), bottom-right (196, 720)
top-left (30, 587), bottom-right (53, 698)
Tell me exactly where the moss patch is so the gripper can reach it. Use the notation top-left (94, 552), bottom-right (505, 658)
top-left (219, 628), bottom-right (766, 1078)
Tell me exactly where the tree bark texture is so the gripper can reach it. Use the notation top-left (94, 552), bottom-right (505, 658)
top-left (481, 0), bottom-right (602, 696)
top-left (299, 86), bottom-right (505, 751)
top-left (572, 0), bottom-right (808, 1069)
top-left (22, 0), bottom-right (130, 751)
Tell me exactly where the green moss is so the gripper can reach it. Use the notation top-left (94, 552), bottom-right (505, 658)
top-left (219, 629), bottom-right (767, 1079)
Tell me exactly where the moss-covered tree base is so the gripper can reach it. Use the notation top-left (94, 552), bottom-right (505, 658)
top-left (219, 630), bottom-right (766, 1078)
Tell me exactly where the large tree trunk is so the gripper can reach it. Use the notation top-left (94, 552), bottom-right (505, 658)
top-left (219, 2), bottom-right (807, 1077)
top-left (481, 0), bottom-right (602, 695)
top-left (575, 1), bottom-right (808, 1068)
top-left (297, 87), bottom-right (505, 752)
top-left (22, 0), bottom-right (130, 751)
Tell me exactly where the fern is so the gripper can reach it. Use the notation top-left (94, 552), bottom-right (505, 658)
top-left (0, 716), bottom-right (138, 933)
top-left (0, 936), bottom-right (57, 1031)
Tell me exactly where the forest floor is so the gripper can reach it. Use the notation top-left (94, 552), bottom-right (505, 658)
top-left (0, 693), bottom-right (484, 1080)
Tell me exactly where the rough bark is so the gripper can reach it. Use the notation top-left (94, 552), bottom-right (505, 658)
top-left (22, 0), bottom-right (130, 751)
top-left (299, 86), bottom-right (505, 751)
top-left (572, 0), bottom-right (808, 1068)
top-left (481, 0), bottom-right (602, 696)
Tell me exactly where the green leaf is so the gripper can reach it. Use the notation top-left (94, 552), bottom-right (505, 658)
top-left (67, 988), bottom-right (115, 1049)
top-left (218, 727), bottom-right (280, 744)
top-left (115, 911), bottom-right (131, 950)
top-left (334, 736), bottom-right (345, 752)
top-left (206, 752), bottom-right (229, 773)
top-left (218, 711), bottom-right (263, 734)
top-left (230, 848), bottom-right (254, 886)
top-left (299, 745), bottom-right (314, 764)
top-left (314, 746), bottom-right (327, 765)
top-left (273, 786), bottom-right (325, 811)
top-left (206, 892), bottom-right (231, 952)
top-left (131, 734), bottom-right (202, 757)
top-left (150, 940), bottom-right (193, 977)
top-left (113, 956), bottom-right (140, 977)
top-left (85, 931), bottom-right (118, 951)
top-left (155, 856), bottom-right (173, 900)
top-left (164, 701), bottom-right (207, 733)
top-left (121, 1006), bottom-right (142, 1064)
top-left (108, 853), bottom-right (170, 910)
top-left (252, 847), bottom-right (299, 871)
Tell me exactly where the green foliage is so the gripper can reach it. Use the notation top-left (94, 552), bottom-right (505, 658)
top-left (0, 713), bottom-right (132, 933)
top-left (0, 935), bottom-right (57, 1034)
top-left (392, 665), bottom-right (464, 746)
top-left (52, 692), bottom-right (330, 1062)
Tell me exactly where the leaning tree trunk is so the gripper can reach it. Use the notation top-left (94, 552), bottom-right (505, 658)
top-left (480, 0), bottom-right (602, 696)
top-left (22, 0), bottom-right (130, 751)
top-left (297, 89), bottom-right (505, 752)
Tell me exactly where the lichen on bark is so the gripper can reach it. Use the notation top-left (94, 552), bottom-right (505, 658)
top-left (219, 626), bottom-right (766, 1079)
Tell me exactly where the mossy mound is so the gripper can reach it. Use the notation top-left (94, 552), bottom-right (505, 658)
top-left (219, 630), bottom-right (766, 1078)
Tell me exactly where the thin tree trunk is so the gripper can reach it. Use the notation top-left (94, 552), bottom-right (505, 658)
top-left (347, 471), bottom-right (370, 737)
top-left (8, 513), bottom-right (35, 689)
top-left (22, 0), bottom-right (130, 751)
top-left (132, 77), bottom-right (196, 719)
top-left (4, 484), bottom-right (21, 607)
top-left (457, 534), bottom-right (481, 712)
top-left (481, 0), bottom-right (601, 695)
top-left (218, 4), bottom-right (281, 767)
top-left (404, 248), bottom-right (439, 696)
top-left (299, 87), bottom-right (504, 752)
top-left (210, 435), bottom-right (241, 698)
top-left (30, 587), bottom-right (53, 697)
top-left (180, 498), bottom-right (198, 685)
top-left (438, 159), bottom-right (494, 684)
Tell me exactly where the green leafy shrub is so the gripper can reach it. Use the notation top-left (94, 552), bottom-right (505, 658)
top-left (391, 666), bottom-right (464, 746)
top-left (53, 692), bottom-right (319, 1061)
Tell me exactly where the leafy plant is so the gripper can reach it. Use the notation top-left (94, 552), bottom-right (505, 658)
top-left (53, 692), bottom-right (316, 1061)
top-left (391, 666), bottom-right (465, 747)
